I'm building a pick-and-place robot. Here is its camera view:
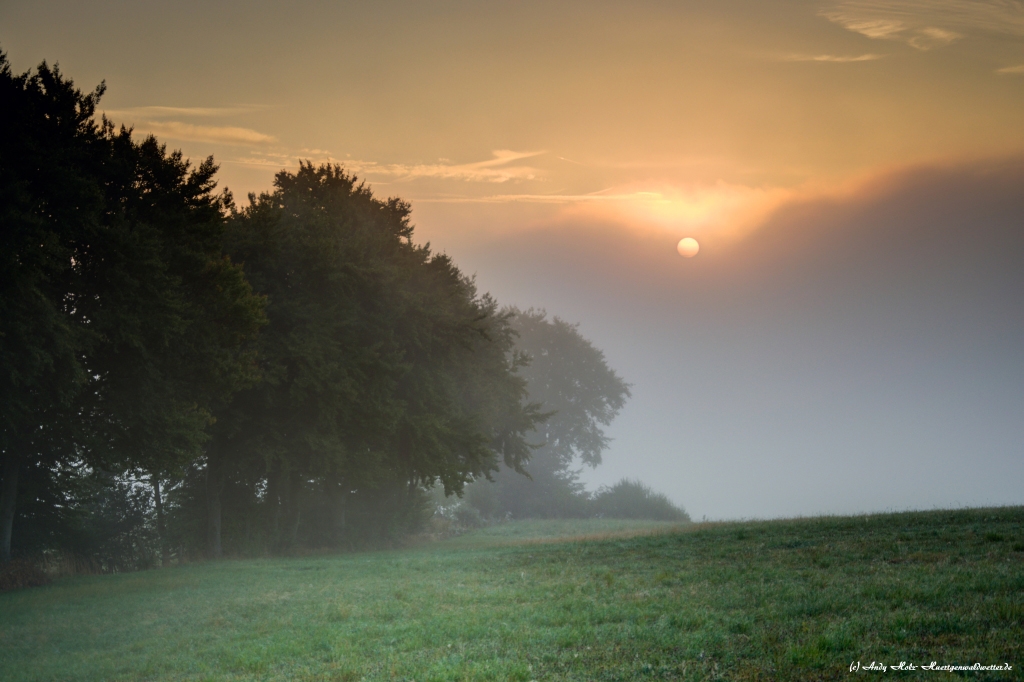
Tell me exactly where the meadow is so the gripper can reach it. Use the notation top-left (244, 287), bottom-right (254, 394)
top-left (0, 508), bottom-right (1021, 681)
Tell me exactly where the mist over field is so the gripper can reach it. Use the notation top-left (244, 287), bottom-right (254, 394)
top-left (426, 158), bottom-right (1024, 519)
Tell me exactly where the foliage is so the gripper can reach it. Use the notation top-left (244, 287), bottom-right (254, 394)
top-left (1, 51), bottom-right (542, 563)
top-left (224, 164), bottom-right (538, 491)
top-left (593, 477), bottom-right (688, 520)
top-left (163, 464), bottom-right (435, 557)
top-left (0, 559), bottom-right (50, 593)
top-left (0, 53), bottom-right (108, 561)
top-left (465, 308), bottom-right (631, 519)
top-left (193, 163), bottom-right (542, 555)
top-left (0, 55), bottom-right (103, 440)
top-left (85, 134), bottom-right (265, 477)
top-left (1, 507), bottom-right (1020, 680)
top-left (591, 478), bottom-right (690, 521)
top-left (450, 476), bottom-right (688, 525)
top-left (0, 51), bottom-right (264, 563)
top-left (14, 463), bottom-right (157, 571)
top-left (511, 309), bottom-right (631, 469)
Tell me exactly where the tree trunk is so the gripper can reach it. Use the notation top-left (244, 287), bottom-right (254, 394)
top-left (326, 473), bottom-right (347, 545)
top-left (286, 471), bottom-right (302, 546)
top-left (265, 459), bottom-right (282, 545)
top-left (206, 446), bottom-right (224, 559)
top-left (0, 450), bottom-right (21, 563)
top-left (153, 476), bottom-right (169, 567)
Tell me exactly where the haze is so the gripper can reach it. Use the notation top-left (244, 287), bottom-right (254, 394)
top-left (4, 0), bottom-right (1022, 519)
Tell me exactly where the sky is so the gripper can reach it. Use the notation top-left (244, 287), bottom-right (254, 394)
top-left (3, 0), bottom-right (1022, 519)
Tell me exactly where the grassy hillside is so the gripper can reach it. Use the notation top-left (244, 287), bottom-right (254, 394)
top-left (0, 509), bottom-right (1021, 681)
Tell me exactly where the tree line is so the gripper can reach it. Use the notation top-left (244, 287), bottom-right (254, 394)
top-left (0, 53), bottom-right (544, 565)
top-left (1, 53), bottom-right (661, 570)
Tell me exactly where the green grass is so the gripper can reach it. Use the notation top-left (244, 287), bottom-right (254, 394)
top-left (1, 508), bottom-right (1021, 681)
top-left (439, 518), bottom-right (685, 546)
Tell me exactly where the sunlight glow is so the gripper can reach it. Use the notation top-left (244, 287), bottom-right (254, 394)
top-left (558, 182), bottom-right (795, 246)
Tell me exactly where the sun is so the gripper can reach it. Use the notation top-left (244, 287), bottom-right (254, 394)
top-left (677, 237), bottom-right (699, 258)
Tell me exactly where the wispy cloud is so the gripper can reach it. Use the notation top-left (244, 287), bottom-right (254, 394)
top-left (100, 104), bottom-right (277, 146)
top-left (358, 150), bottom-right (545, 183)
top-left (134, 121), bottom-right (277, 145)
top-left (996, 63), bottom-right (1024, 74)
top-left (833, 16), bottom-right (909, 39)
top-left (103, 105), bottom-right (267, 119)
top-left (781, 53), bottom-right (885, 62)
top-left (229, 149), bottom-right (547, 183)
top-left (907, 26), bottom-right (961, 49)
top-left (228, 150), bottom-right (309, 168)
top-left (821, 0), bottom-right (1024, 49)
top-left (95, 108), bottom-right (542, 187)
top-left (415, 190), bottom-right (643, 204)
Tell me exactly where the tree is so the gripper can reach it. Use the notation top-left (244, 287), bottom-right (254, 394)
top-left (0, 52), bottom-right (264, 562)
top-left (206, 163), bottom-right (540, 554)
top-left (85, 132), bottom-right (265, 561)
top-left (469, 309), bottom-right (631, 519)
top-left (0, 54), bottom-right (109, 561)
top-left (591, 479), bottom-right (689, 521)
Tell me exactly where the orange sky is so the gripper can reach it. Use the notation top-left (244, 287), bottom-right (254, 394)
top-left (4, 0), bottom-right (1023, 251)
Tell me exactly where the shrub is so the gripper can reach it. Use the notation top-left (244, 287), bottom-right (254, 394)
top-left (590, 479), bottom-right (690, 521)
top-left (0, 559), bottom-right (50, 592)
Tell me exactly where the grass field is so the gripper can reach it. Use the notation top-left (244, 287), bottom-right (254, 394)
top-left (1, 508), bottom-right (1021, 681)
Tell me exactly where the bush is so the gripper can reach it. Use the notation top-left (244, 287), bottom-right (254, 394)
top-left (460, 474), bottom-right (690, 524)
top-left (460, 465), bottom-right (593, 520)
top-left (425, 485), bottom-right (490, 537)
top-left (590, 479), bottom-right (690, 521)
top-left (12, 462), bottom-right (158, 573)
top-left (0, 559), bottom-right (50, 592)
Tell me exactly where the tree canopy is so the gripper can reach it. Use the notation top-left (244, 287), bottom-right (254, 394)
top-left (0, 52), bottom-right (262, 562)
top-left (0, 52), bottom-right (546, 565)
top-left (201, 164), bottom-right (542, 554)
top-left (512, 309), bottom-right (631, 470)
top-left (466, 309), bottom-right (632, 519)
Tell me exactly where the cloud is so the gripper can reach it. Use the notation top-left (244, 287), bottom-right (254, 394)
top-left (832, 16), bottom-right (908, 39)
top-left (227, 149), bottom-right (547, 185)
top-left (554, 183), bottom-right (798, 245)
top-left (354, 149), bottom-right (546, 183)
top-left (422, 154), bottom-right (1024, 251)
top-left (907, 26), bottom-right (962, 48)
top-left (781, 53), bottom-right (885, 62)
top-left (416, 190), bottom-right (649, 204)
top-left (229, 151), bottom-right (311, 168)
top-left (99, 104), bottom-right (278, 147)
top-left (821, 0), bottom-right (1024, 49)
top-left (417, 182), bottom-right (799, 246)
top-left (996, 63), bottom-right (1024, 74)
top-left (132, 121), bottom-right (277, 145)
top-left (103, 105), bottom-right (265, 119)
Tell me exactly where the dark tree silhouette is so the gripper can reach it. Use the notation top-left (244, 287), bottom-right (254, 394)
top-left (208, 164), bottom-right (542, 554)
top-left (1, 51), bottom-right (545, 565)
top-left (0, 52), bottom-right (264, 562)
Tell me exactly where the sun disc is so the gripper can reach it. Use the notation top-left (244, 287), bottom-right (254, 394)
top-left (677, 237), bottom-right (699, 258)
